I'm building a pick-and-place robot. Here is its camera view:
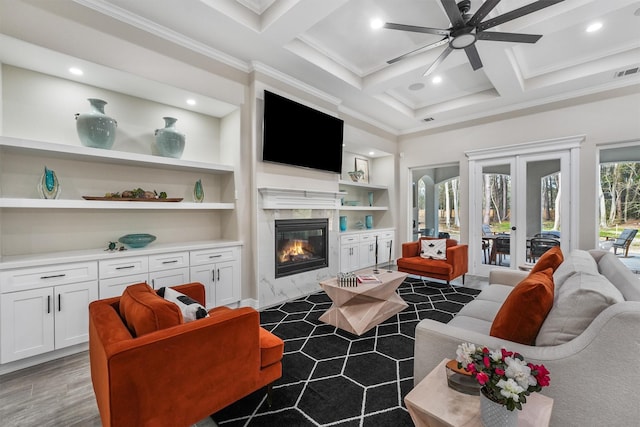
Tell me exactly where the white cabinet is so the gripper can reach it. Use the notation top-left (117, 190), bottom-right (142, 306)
top-left (190, 246), bottom-right (240, 309)
top-left (148, 252), bottom-right (190, 289)
top-left (339, 230), bottom-right (395, 272)
top-left (0, 263), bottom-right (98, 363)
top-left (340, 234), bottom-right (360, 272)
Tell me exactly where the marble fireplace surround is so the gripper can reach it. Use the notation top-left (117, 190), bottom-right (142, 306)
top-left (258, 187), bottom-right (344, 309)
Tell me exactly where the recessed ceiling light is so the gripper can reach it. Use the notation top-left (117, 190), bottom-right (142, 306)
top-left (186, 99), bottom-right (196, 106)
top-left (586, 22), bottom-right (602, 33)
top-left (369, 151), bottom-right (375, 156)
top-left (370, 18), bottom-right (384, 29)
top-left (432, 76), bottom-right (443, 84)
top-left (408, 82), bottom-right (425, 91)
top-left (69, 67), bottom-right (83, 76)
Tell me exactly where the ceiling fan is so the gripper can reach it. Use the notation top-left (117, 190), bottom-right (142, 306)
top-left (384, 0), bottom-right (564, 76)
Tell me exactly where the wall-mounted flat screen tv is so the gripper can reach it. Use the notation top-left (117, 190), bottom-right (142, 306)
top-left (262, 90), bottom-right (344, 173)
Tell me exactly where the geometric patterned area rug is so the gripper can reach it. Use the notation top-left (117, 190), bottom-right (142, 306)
top-left (211, 277), bottom-right (481, 427)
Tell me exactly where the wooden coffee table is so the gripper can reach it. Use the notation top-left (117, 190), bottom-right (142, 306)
top-left (318, 270), bottom-right (408, 335)
top-left (404, 359), bottom-right (553, 427)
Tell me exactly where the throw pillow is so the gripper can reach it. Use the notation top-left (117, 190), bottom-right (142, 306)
top-left (553, 249), bottom-right (598, 291)
top-left (489, 268), bottom-right (555, 345)
top-left (529, 246), bottom-right (564, 275)
top-left (420, 239), bottom-right (447, 260)
top-left (119, 283), bottom-right (183, 337)
top-left (159, 286), bottom-right (209, 322)
top-left (535, 272), bottom-right (624, 346)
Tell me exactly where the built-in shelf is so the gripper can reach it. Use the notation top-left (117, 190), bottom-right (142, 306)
top-left (339, 206), bottom-right (388, 211)
top-left (338, 180), bottom-right (387, 190)
top-left (259, 187), bottom-right (346, 210)
top-left (0, 136), bottom-right (234, 174)
top-left (0, 198), bottom-right (234, 210)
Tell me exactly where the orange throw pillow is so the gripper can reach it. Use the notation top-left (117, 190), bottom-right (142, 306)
top-left (530, 246), bottom-right (564, 275)
top-left (119, 283), bottom-right (183, 336)
top-left (490, 268), bottom-right (555, 345)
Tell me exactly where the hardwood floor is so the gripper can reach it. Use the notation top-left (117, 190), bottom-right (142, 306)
top-left (0, 351), bottom-right (217, 427)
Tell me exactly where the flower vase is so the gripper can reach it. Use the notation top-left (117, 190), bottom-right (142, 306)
top-left (37, 166), bottom-right (60, 199)
top-left (193, 179), bottom-right (204, 203)
top-left (365, 215), bottom-right (373, 229)
top-left (75, 98), bottom-right (117, 149)
top-left (154, 117), bottom-right (185, 158)
top-left (480, 389), bottom-right (518, 427)
top-left (339, 216), bottom-right (347, 232)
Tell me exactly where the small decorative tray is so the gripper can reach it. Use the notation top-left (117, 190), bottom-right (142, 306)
top-left (445, 359), bottom-right (480, 395)
top-left (83, 196), bottom-right (183, 202)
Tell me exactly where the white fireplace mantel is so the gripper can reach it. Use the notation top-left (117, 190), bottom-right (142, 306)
top-left (258, 187), bottom-right (346, 210)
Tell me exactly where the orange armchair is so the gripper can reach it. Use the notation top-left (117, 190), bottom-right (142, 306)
top-left (89, 282), bottom-right (283, 427)
top-left (396, 237), bottom-right (468, 284)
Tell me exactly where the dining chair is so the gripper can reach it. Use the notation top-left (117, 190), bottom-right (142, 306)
top-left (494, 235), bottom-right (510, 265)
top-left (529, 237), bottom-right (561, 262)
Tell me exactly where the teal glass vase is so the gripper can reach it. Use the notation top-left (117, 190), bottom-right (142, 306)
top-left (38, 166), bottom-right (60, 199)
top-left (339, 216), bottom-right (347, 232)
top-left (365, 215), bottom-right (373, 229)
top-left (193, 179), bottom-right (204, 203)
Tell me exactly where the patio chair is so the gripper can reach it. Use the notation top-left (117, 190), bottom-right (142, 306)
top-left (494, 235), bottom-right (510, 265)
top-left (609, 229), bottom-right (638, 257)
top-left (529, 237), bottom-right (561, 262)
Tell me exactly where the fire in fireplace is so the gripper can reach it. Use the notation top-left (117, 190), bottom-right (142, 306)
top-left (275, 218), bottom-right (328, 278)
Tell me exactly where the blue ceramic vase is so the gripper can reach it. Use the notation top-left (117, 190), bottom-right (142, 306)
top-left (75, 98), bottom-right (117, 149)
top-left (154, 117), bottom-right (185, 158)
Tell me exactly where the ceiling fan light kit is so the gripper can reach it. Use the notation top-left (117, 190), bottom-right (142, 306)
top-left (383, 0), bottom-right (565, 75)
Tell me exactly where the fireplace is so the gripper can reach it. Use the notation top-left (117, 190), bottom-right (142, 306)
top-left (275, 218), bottom-right (328, 278)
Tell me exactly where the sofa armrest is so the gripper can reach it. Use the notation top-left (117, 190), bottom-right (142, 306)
top-left (402, 241), bottom-right (420, 258)
top-left (445, 244), bottom-right (468, 276)
top-left (488, 269), bottom-right (528, 287)
top-left (414, 302), bottom-right (640, 426)
top-left (90, 304), bottom-right (263, 427)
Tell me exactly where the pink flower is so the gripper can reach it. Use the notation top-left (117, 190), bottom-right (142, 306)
top-left (495, 368), bottom-right (505, 376)
top-left (501, 348), bottom-right (513, 359)
top-left (483, 356), bottom-right (490, 368)
top-left (466, 363), bottom-right (476, 374)
top-left (476, 372), bottom-right (489, 385)
top-left (529, 363), bottom-right (551, 387)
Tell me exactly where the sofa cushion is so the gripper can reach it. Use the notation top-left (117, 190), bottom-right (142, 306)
top-left (449, 315), bottom-right (494, 335)
top-left (530, 246), bottom-right (564, 275)
top-left (553, 249), bottom-right (598, 290)
top-left (159, 286), bottom-right (209, 322)
top-left (421, 239), bottom-right (447, 260)
top-left (489, 268), bottom-right (555, 345)
top-left (536, 271), bottom-right (625, 346)
top-left (119, 283), bottom-right (183, 336)
top-left (396, 257), bottom-right (452, 275)
top-left (474, 284), bottom-right (514, 304)
top-left (596, 252), bottom-right (640, 301)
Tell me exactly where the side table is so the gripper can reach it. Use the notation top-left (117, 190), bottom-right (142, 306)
top-left (404, 359), bottom-right (553, 427)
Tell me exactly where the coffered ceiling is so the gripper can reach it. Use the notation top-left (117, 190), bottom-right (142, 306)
top-left (2, 0), bottom-right (640, 135)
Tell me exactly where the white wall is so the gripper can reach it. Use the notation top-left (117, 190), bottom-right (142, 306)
top-left (398, 91), bottom-right (640, 251)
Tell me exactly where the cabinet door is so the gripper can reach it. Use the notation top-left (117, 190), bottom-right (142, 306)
top-left (214, 260), bottom-right (239, 306)
top-left (340, 244), bottom-right (360, 272)
top-left (1, 287), bottom-right (54, 363)
top-left (54, 281), bottom-right (99, 349)
top-left (190, 265), bottom-right (215, 309)
top-left (99, 273), bottom-right (149, 299)
top-left (359, 241), bottom-right (377, 268)
top-left (149, 268), bottom-right (190, 289)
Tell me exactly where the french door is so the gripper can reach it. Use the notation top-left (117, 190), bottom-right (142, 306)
top-left (467, 137), bottom-right (581, 276)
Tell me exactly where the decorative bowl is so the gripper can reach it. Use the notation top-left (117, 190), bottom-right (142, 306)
top-left (118, 233), bottom-right (156, 248)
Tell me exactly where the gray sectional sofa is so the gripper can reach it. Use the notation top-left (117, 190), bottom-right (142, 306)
top-left (413, 249), bottom-right (640, 427)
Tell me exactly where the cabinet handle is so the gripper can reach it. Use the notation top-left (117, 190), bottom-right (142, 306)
top-left (161, 260), bottom-right (178, 264)
top-left (212, 270), bottom-right (215, 282)
top-left (217, 269), bottom-right (220, 282)
top-left (58, 294), bottom-right (61, 312)
top-left (116, 265), bottom-right (135, 270)
top-left (41, 274), bottom-right (66, 279)
top-left (152, 279), bottom-right (155, 287)
top-left (208, 254), bottom-right (222, 259)
top-left (47, 295), bottom-right (51, 314)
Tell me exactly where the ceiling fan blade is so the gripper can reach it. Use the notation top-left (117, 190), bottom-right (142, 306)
top-left (477, 31), bottom-right (542, 43)
top-left (464, 44), bottom-right (483, 70)
top-left (423, 45), bottom-right (453, 76)
top-left (383, 22), bottom-right (450, 36)
top-left (478, 0), bottom-right (564, 32)
top-left (440, 0), bottom-right (465, 27)
top-left (387, 38), bottom-right (449, 64)
top-left (467, 0), bottom-right (501, 27)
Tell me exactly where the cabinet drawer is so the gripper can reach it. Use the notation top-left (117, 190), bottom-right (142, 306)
top-left (378, 231), bottom-right (394, 240)
top-left (360, 233), bottom-right (374, 242)
top-left (99, 257), bottom-right (148, 279)
top-left (99, 273), bottom-right (149, 299)
top-left (148, 252), bottom-right (189, 271)
top-left (1, 262), bottom-right (98, 293)
top-left (340, 235), bottom-right (360, 245)
top-left (190, 247), bottom-right (238, 266)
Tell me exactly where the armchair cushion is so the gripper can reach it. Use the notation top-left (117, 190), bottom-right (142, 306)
top-left (421, 239), bottom-right (447, 260)
top-left (119, 283), bottom-right (182, 336)
top-left (489, 268), bottom-right (554, 345)
top-left (160, 286), bottom-right (209, 322)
